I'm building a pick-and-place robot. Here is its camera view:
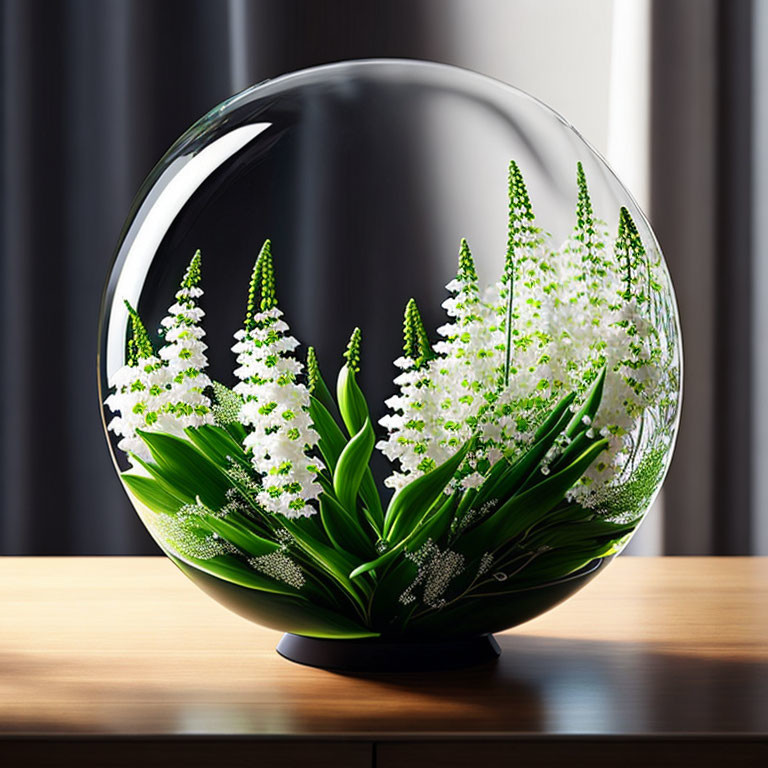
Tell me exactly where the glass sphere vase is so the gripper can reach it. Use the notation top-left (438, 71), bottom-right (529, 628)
top-left (98, 60), bottom-right (681, 671)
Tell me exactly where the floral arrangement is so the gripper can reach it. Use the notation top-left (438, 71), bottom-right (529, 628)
top-left (106, 161), bottom-right (678, 639)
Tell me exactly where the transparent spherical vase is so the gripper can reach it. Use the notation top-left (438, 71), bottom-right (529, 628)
top-left (98, 60), bottom-right (682, 672)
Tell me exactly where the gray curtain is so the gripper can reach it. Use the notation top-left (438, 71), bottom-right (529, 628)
top-left (650, 0), bottom-right (754, 554)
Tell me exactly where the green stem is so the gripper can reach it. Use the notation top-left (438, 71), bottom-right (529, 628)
top-left (504, 276), bottom-right (514, 387)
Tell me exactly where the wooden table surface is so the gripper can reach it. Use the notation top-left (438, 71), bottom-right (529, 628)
top-left (1, 557), bottom-right (767, 766)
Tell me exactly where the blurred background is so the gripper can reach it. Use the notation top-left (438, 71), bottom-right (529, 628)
top-left (0, 0), bottom-right (761, 556)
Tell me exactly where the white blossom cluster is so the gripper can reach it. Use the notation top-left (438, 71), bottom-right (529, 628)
top-left (105, 355), bottom-right (173, 462)
top-left (156, 262), bottom-right (214, 435)
top-left (377, 243), bottom-right (505, 491)
top-left (378, 163), bottom-right (675, 503)
top-left (106, 252), bottom-right (213, 464)
top-left (233, 305), bottom-right (323, 518)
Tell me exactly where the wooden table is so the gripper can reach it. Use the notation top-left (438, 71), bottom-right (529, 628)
top-left (1, 557), bottom-right (766, 766)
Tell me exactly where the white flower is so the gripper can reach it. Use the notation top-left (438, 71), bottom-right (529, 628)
top-left (233, 244), bottom-right (323, 518)
top-left (378, 241), bottom-right (504, 489)
top-left (106, 355), bottom-right (172, 463)
top-left (155, 250), bottom-right (214, 434)
top-left (106, 252), bottom-right (214, 466)
top-left (378, 163), bottom-right (678, 506)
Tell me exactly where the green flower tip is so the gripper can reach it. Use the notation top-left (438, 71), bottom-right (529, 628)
top-left (618, 206), bottom-right (630, 237)
top-left (403, 298), bottom-right (434, 368)
top-left (344, 327), bottom-right (362, 373)
top-left (618, 207), bottom-right (645, 254)
top-left (506, 159), bottom-right (535, 281)
top-left (508, 159), bottom-right (534, 220)
top-left (257, 239), bottom-right (277, 312)
top-left (617, 207), bottom-right (646, 298)
top-left (123, 299), bottom-right (154, 362)
top-left (181, 249), bottom-right (202, 289)
top-left (458, 238), bottom-right (478, 284)
top-left (244, 239), bottom-right (277, 330)
top-left (403, 299), bottom-right (419, 360)
top-left (576, 161), bottom-right (594, 226)
top-left (306, 346), bottom-right (320, 394)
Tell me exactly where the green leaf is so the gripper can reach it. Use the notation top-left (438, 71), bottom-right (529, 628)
top-left (280, 517), bottom-right (371, 607)
top-left (333, 417), bottom-right (375, 514)
top-left (359, 471), bottom-right (384, 531)
top-left (456, 439), bottom-right (609, 558)
top-left (534, 391), bottom-right (577, 441)
top-left (136, 430), bottom-right (231, 510)
top-left (200, 514), bottom-right (280, 559)
top-left (365, 495), bottom-right (459, 621)
top-left (184, 423), bottom-right (249, 470)
top-left (548, 431), bottom-right (596, 476)
top-left (384, 440), bottom-right (470, 543)
top-left (122, 473), bottom-right (185, 515)
top-left (566, 366), bottom-right (606, 438)
top-left (320, 493), bottom-right (375, 559)
top-left (473, 392), bottom-right (577, 510)
top-left (174, 553), bottom-right (303, 597)
top-left (510, 539), bottom-right (621, 584)
top-left (309, 395), bottom-right (347, 472)
top-left (224, 420), bottom-right (247, 444)
top-left (128, 453), bottom-right (196, 504)
top-left (312, 393), bottom-right (383, 533)
top-left (349, 493), bottom-right (456, 581)
top-left (407, 491), bottom-right (458, 552)
top-left (337, 365), bottom-right (370, 437)
top-left (524, 517), bottom-right (637, 551)
top-left (349, 537), bottom-right (409, 580)
top-left (169, 554), bottom-right (379, 638)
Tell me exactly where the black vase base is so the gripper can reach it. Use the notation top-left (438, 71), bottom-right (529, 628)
top-left (276, 632), bottom-right (501, 673)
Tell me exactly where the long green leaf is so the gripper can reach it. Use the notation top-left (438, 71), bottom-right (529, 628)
top-left (456, 439), bottom-right (609, 558)
top-left (320, 493), bottom-right (374, 559)
top-left (311, 395), bottom-right (383, 530)
top-left (309, 395), bottom-right (347, 472)
top-left (534, 391), bottom-right (577, 441)
top-left (359, 472), bottom-right (384, 532)
top-left (384, 440), bottom-right (470, 542)
top-left (200, 515), bottom-right (280, 559)
top-left (280, 517), bottom-right (371, 606)
top-left (349, 536), bottom-right (409, 579)
top-left (473, 392), bottom-right (578, 511)
top-left (137, 430), bottom-right (231, 510)
top-left (524, 517), bottom-right (637, 551)
top-left (337, 365), bottom-right (370, 437)
top-left (175, 553), bottom-right (303, 597)
top-left (184, 423), bottom-right (249, 470)
top-left (351, 484), bottom-right (460, 580)
top-left (477, 405), bottom-right (575, 508)
top-left (309, 352), bottom-right (338, 416)
top-left (333, 417), bottom-right (375, 513)
top-left (566, 366), bottom-right (606, 438)
top-left (169, 554), bottom-right (379, 638)
top-left (122, 473), bottom-right (186, 515)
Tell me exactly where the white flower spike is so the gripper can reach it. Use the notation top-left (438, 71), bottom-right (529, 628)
top-left (232, 240), bottom-right (323, 518)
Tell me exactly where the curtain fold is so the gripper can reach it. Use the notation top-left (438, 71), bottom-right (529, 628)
top-left (1, 0), bottom-right (237, 553)
top-left (649, 0), bottom-right (754, 554)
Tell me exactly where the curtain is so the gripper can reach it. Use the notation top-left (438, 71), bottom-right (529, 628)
top-left (649, 0), bottom-right (754, 554)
